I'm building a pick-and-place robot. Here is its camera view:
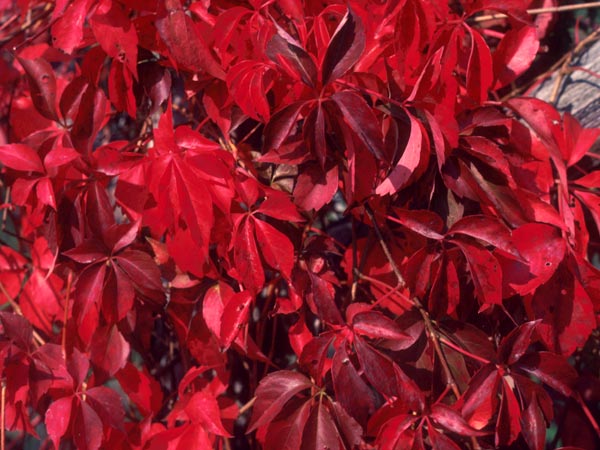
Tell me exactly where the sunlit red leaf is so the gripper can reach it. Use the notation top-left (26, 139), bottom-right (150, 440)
top-left (155, 0), bottom-right (225, 79)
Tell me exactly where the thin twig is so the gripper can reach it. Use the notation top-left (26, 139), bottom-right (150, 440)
top-left (61, 270), bottom-right (73, 359)
top-left (549, 27), bottom-right (600, 104)
top-left (575, 392), bottom-right (600, 437)
top-left (439, 336), bottom-right (491, 365)
top-left (239, 396), bottom-right (256, 415)
top-left (474, 2), bottom-right (600, 23)
top-left (363, 204), bottom-right (406, 288)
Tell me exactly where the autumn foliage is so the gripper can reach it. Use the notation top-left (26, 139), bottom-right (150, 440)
top-left (0, 0), bottom-right (599, 449)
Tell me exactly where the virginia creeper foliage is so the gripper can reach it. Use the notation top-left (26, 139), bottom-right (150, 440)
top-left (0, 0), bottom-right (599, 449)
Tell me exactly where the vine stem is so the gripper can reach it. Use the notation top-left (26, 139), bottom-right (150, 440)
top-left (575, 392), bottom-right (600, 437)
top-left (61, 270), bottom-right (73, 359)
top-left (239, 396), bottom-right (256, 415)
top-left (438, 336), bottom-right (491, 365)
top-left (364, 203), bottom-right (481, 450)
top-left (474, 2), bottom-right (600, 23)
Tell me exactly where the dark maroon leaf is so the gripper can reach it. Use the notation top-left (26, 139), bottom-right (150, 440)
top-left (352, 310), bottom-right (409, 342)
top-left (496, 379), bottom-right (521, 447)
top-left (17, 57), bottom-right (60, 122)
top-left (518, 352), bottom-right (578, 396)
top-left (430, 404), bottom-right (487, 437)
top-left (331, 91), bottom-right (384, 160)
top-left (321, 7), bottom-right (366, 85)
top-left (520, 392), bottom-right (546, 450)
top-left (332, 345), bottom-right (376, 426)
top-left (498, 320), bottom-right (539, 365)
top-left (266, 22), bottom-right (317, 87)
top-left (247, 371), bottom-right (312, 432)
top-left (300, 401), bottom-right (342, 450)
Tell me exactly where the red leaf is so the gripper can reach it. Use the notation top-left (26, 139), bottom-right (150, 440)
top-left (184, 391), bottom-right (231, 437)
top-left (0, 144), bottom-right (44, 173)
top-left (496, 379), bottom-right (521, 446)
top-left (428, 422), bottom-right (463, 450)
top-left (263, 101), bottom-right (306, 153)
top-left (518, 352), bottom-right (578, 396)
top-left (247, 370), bottom-right (312, 432)
top-left (227, 61), bottom-right (274, 121)
top-left (233, 217), bottom-right (265, 293)
top-left (266, 22), bottom-right (317, 87)
top-left (0, 312), bottom-right (33, 352)
top-left (376, 111), bottom-right (426, 195)
top-left (293, 164), bottom-right (338, 212)
top-left (331, 91), bottom-right (384, 160)
top-left (461, 365), bottom-right (500, 430)
top-left (71, 85), bottom-right (108, 152)
top-left (387, 208), bottom-right (445, 240)
top-left (448, 215), bottom-right (519, 258)
top-left (115, 363), bottom-right (163, 417)
top-left (499, 223), bottom-right (565, 296)
top-left (300, 401), bottom-right (342, 450)
top-left (498, 321), bottom-right (539, 365)
top-left (202, 282), bottom-right (233, 338)
top-left (332, 345), bottom-right (376, 426)
top-left (321, 7), bottom-right (366, 85)
top-left (253, 218), bottom-right (295, 278)
top-left (17, 56), bottom-right (60, 122)
top-left (219, 290), bottom-right (253, 349)
top-left (85, 385), bottom-right (125, 431)
top-left (89, 0), bottom-right (138, 77)
top-left (257, 190), bottom-right (305, 222)
top-left (43, 146), bottom-right (80, 169)
top-left (303, 102), bottom-right (327, 168)
top-left (90, 325), bottom-right (130, 376)
top-left (51, 0), bottom-right (92, 54)
top-left (531, 265), bottom-right (595, 356)
top-left (115, 249), bottom-right (163, 293)
top-left (63, 240), bottom-right (107, 264)
top-left (73, 264), bottom-right (106, 342)
top-left (493, 25), bottom-right (539, 88)
top-left (156, 0), bottom-right (225, 79)
top-left (452, 239), bottom-right (503, 308)
top-left (466, 27), bottom-right (493, 103)
top-left (262, 399), bottom-right (311, 450)
top-left (521, 392), bottom-right (546, 450)
top-left (45, 396), bottom-right (73, 450)
top-left (352, 310), bottom-right (409, 342)
top-left (73, 401), bottom-right (103, 450)
top-left (430, 404), bottom-right (487, 437)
